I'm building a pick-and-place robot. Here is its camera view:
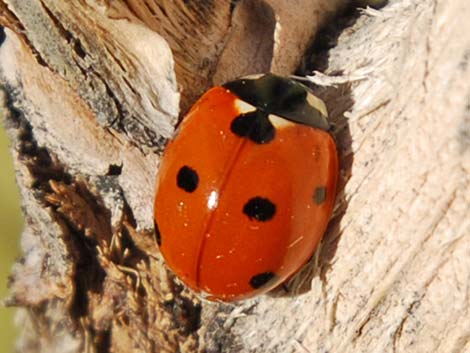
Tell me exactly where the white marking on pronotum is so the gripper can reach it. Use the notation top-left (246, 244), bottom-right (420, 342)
top-left (207, 190), bottom-right (219, 210)
top-left (234, 99), bottom-right (257, 114)
top-left (306, 92), bottom-right (328, 117)
top-left (268, 114), bottom-right (295, 129)
top-left (288, 236), bottom-right (304, 248)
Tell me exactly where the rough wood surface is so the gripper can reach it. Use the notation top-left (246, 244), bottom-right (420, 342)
top-left (0, 0), bottom-right (469, 353)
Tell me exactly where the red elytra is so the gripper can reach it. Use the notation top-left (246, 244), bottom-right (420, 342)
top-left (154, 74), bottom-right (338, 302)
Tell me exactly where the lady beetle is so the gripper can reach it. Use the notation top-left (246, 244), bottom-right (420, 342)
top-left (154, 73), bottom-right (338, 301)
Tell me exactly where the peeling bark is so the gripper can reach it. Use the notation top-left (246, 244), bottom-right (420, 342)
top-left (0, 0), bottom-right (469, 353)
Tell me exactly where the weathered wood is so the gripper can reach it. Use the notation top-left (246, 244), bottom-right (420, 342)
top-left (0, 0), bottom-right (468, 352)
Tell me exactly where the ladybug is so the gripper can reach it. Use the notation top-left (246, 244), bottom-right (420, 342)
top-left (154, 73), bottom-right (338, 301)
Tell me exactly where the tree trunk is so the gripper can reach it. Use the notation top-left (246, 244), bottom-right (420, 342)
top-left (0, 0), bottom-right (468, 352)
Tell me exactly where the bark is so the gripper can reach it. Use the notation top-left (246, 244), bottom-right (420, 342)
top-left (0, 0), bottom-right (469, 353)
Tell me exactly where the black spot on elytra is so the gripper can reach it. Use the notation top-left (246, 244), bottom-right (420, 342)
top-left (313, 186), bottom-right (327, 205)
top-left (230, 110), bottom-right (275, 144)
top-left (154, 220), bottom-right (162, 246)
top-left (243, 197), bottom-right (276, 221)
top-left (249, 272), bottom-right (276, 289)
top-left (177, 166), bottom-right (199, 192)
